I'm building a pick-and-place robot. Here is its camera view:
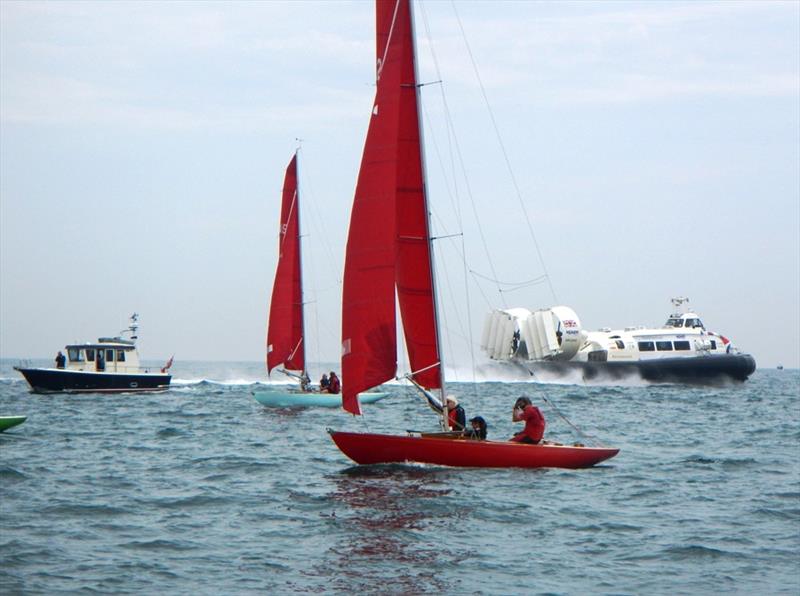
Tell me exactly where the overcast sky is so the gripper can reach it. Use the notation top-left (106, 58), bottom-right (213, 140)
top-left (1, 0), bottom-right (798, 372)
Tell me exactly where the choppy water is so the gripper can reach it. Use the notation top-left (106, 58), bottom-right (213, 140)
top-left (1, 359), bottom-right (798, 595)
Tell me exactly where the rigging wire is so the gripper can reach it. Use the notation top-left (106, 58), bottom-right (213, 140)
top-left (417, 0), bottom-right (507, 311)
top-left (418, 1), bottom-right (489, 390)
top-left (294, 143), bottom-right (343, 377)
top-left (449, 0), bottom-right (558, 305)
top-left (514, 362), bottom-right (607, 447)
top-left (469, 270), bottom-right (550, 293)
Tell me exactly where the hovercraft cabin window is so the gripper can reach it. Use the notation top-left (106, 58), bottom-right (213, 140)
top-left (638, 341), bottom-right (655, 351)
top-left (656, 341), bottom-right (673, 351)
top-left (674, 341), bottom-right (691, 351)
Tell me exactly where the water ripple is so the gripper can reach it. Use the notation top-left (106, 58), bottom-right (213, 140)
top-left (0, 361), bottom-right (797, 595)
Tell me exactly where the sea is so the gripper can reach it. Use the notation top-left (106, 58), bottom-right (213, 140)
top-left (1, 359), bottom-right (798, 595)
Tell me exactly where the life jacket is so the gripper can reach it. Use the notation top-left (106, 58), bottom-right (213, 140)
top-left (448, 405), bottom-right (466, 430)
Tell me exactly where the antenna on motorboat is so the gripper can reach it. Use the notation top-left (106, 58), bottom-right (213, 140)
top-left (120, 313), bottom-right (139, 342)
top-left (671, 297), bottom-right (690, 314)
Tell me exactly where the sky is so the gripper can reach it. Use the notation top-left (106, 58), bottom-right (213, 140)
top-left (1, 0), bottom-right (798, 372)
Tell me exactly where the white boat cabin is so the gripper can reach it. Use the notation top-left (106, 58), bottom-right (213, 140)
top-left (62, 337), bottom-right (146, 374)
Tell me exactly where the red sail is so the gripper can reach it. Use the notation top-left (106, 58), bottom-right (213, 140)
top-left (394, 0), bottom-right (441, 390)
top-left (266, 154), bottom-right (304, 375)
top-left (341, 1), bottom-right (406, 415)
top-left (342, 0), bottom-right (440, 415)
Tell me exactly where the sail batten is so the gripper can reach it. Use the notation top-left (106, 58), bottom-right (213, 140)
top-left (267, 154), bottom-right (305, 375)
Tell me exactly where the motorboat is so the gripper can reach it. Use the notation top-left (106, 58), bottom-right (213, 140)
top-left (14, 314), bottom-right (172, 393)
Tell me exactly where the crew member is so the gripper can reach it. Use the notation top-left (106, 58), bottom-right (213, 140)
top-left (327, 371), bottom-right (341, 395)
top-left (464, 416), bottom-right (487, 440)
top-left (446, 395), bottom-right (466, 431)
top-left (510, 396), bottom-right (545, 444)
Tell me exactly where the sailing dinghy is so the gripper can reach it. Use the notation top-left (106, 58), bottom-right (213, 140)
top-left (328, 0), bottom-right (618, 469)
top-left (253, 153), bottom-right (387, 408)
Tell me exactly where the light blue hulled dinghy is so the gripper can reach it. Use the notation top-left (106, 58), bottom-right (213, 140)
top-left (258, 153), bottom-right (390, 409)
top-left (253, 388), bottom-right (388, 408)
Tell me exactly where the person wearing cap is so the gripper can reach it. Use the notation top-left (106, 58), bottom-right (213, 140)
top-left (510, 396), bottom-right (545, 444)
top-left (445, 395), bottom-right (466, 431)
top-left (327, 371), bottom-right (341, 395)
top-left (464, 416), bottom-right (487, 440)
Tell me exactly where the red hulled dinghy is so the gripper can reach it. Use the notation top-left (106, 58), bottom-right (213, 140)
top-left (330, 431), bottom-right (619, 469)
top-left (329, 0), bottom-right (619, 470)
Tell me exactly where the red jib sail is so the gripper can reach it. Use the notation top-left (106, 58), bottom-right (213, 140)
top-left (266, 153), bottom-right (305, 375)
top-left (342, 0), bottom-right (440, 415)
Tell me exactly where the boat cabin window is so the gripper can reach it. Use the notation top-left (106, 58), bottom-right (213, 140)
top-left (86, 349), bottom-right (95, 361)
top-left (106, 349), bottom-right (115, 362)
top-left (684, 318), bottom-right (704, 328)
top-left (117, 350), bottom-right (126, 362)
top-left (614, 340), bottom-right (625, 349)
top-left (666, 318), bottom-right (682, 327)
top-left (710, 340), bottom-right (717, 350)
top-left (656, 341), bottom-right (673, 351)
top-left (68, 348), bottom-right (84, 362)
top-left (638, 341), bottom-right (655, 351)
top-left (674, 341), bottom-right (691, 351)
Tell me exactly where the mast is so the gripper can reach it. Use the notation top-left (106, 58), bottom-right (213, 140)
top-left (408, 0), bottom-right (448, 429)
top-left (296, 148), bottom-right (308, 384)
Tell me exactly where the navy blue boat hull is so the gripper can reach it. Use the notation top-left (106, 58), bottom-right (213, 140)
top-left (530, 353), bottom-right (757, 384)
top-left (14, 367), bottom-right (171, 394)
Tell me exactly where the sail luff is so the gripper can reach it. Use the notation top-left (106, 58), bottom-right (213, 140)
top-left (266, 153), bottom-right (305, 375)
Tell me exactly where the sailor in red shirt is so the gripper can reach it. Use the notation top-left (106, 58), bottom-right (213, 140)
top-left (327, 371), bottom-right (341, 395)
top-left (510, 396), bottom-right (545, 444)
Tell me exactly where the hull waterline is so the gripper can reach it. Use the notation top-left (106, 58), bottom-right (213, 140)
top-left (14, 367), bottom-right (171, 394)
top-left (254, 391), bottom-right (388, 408)
top-left (329, 430), bottom-right (619, 469)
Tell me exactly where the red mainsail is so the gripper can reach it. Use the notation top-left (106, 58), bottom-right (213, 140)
top-left (266, 154), bottom-right (305, 375)
top-left (342, 0), bottom-right (440, 415)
